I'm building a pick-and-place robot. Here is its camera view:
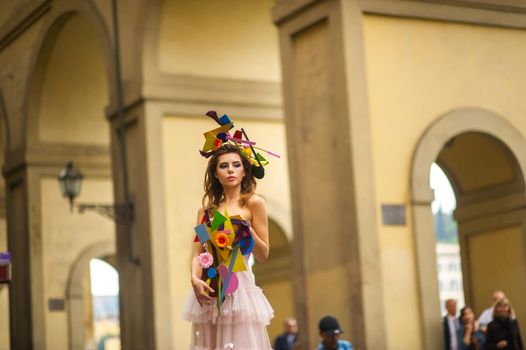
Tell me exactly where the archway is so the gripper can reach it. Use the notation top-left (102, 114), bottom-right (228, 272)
top-left (90, 257), bottom-right (120, 350)
top-left (253, 217), bottom-right (294, 343)
top-left (16, 9), bottom-right (116, 349)
top-left (411, 108), bottom-right (526, 349)
top-left (431, 163), bottom-right (464, 314)
top-left (26, 13), bottom-right (110, 146)
top-left (67, 241), bottom-right (116, 350)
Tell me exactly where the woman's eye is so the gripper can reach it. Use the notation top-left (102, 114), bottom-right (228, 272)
top-left (233, 162), bottom-right (241, 168)
top-left (219, 164), bottom-right (228, 169)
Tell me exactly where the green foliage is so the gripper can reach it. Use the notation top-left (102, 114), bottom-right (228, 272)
top-left (434, 208), bottom-right (458, 243)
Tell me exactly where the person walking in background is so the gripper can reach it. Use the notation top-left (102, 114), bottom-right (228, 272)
top-left (458, 305), bottom-right (484, 350)
top-left (444, 299), bottom-right (461, 350)
top-left (316, 315), bottom-right (352, 350)
top-left (478, 290), bottom-right (506, 333)
top-left (274, 318), bottom-right (298, 350)
top-left (485, 298), bottom-right (523, 350)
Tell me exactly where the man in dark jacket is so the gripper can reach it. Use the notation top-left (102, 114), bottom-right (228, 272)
top-left (443, 299), bottom-right (460, 350)
top-left (274, 318), bottom-right (298, 350)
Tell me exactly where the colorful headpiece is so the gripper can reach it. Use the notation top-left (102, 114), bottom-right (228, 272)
top-left (199, 110), bottom-right (280, 179)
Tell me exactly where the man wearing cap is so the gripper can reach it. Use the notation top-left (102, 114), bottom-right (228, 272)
top-left (316, 315), bottom-right (353, 350)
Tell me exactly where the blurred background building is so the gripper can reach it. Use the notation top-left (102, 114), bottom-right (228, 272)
top-left (1, 1), bottom-right (526, 349)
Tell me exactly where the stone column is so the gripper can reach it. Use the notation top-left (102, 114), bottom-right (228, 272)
top-left (274, 0), bottom-right (387, 348)
top-left (4, 146), bottom-right (113, 350)
top-left (108, 101), bottom-right (173, 350)
top-left (4, 158), bottom-right (45, 350)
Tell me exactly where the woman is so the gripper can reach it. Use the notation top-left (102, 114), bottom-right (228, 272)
top-left (485, 298), bottom-right (523, 350)
top-left (183, 142), bottom-right (274, 350)
top-left (458, 306), bottom-right (484, 350)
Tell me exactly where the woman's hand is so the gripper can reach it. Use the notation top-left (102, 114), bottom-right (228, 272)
top-left (191, 276), bottom-right (214, 307)
top-left (496, 340), bottom-right (508, 349)
top-left (464, 323), bottom-right (473, 344)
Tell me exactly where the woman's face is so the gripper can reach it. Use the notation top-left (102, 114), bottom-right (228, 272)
top-left (462, 308), bottom-right (474, 324)
top-left (495, 303), bottom-right (509, 319)
top-left (215, 152), bottom-right (246, 189)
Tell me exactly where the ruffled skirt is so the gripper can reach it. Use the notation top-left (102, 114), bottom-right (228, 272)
top-left (183, 270), bottom-right (274, 350)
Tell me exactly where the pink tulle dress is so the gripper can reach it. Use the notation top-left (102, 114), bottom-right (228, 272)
top-left (183, 254), bottom-right (274, 350)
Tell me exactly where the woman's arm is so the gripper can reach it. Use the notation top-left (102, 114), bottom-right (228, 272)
top-left (247, 195), bottom-right (269, 262)
top-left (190, 208), bottom-right (214, 306)
top-left (463, 323), bottom-right (473, 345)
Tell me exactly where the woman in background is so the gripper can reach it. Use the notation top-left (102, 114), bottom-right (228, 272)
top-left (458, 305), bottom-right (484, 350)
top-left (485, 298), bottom-right (523, 350)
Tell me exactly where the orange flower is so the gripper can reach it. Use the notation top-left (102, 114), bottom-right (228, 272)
top-left (213, 138), bottom-right (223, 149)
top-left (215, 233), bottom-right (230, 248)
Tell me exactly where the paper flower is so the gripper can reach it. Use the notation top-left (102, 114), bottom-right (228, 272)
top-left (215, 232), bottom-right (230, 248)
top-left (224, 343), bottom-right (235, 350)
top-left (197, 252), bottom-right (214, 269)
top-left (213, 138), bottom-right (223, 149)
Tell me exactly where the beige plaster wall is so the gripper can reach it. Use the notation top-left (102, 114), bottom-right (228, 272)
top-left (255, 219), bottom-right (293, 342)
top-left (362, 15), bottom-right (526, 349)
top-left (41, 177), bottom-right (114, 349)
top-left (158, 0), bottom-right (281, 81)
top-left (162, 115), bottom-right (290, 349)
top-left (467, 226), bottom-right (526, 336)
top-left (262, 279), bottom-right (294, 342)
top-left (38, 15), bottom-right (109, 145)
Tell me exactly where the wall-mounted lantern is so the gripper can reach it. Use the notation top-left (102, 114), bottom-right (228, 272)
top-left (57, 161), bottom-right (132, 221)
top-left (57, 161), bottom-right (138, 264)
top-left (57, 161), bottom-right (83, 212)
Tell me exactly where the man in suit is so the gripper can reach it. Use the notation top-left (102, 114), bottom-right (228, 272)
top-left (274, 318), bottom-right (298, 350)
top-left (443, 299), bottom-right (460, 350)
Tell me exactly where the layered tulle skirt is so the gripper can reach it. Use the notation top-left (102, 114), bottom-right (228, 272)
top-left (183, 270), bottom-right (274, 350)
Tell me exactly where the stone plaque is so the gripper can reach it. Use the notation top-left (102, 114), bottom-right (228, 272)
top-left (381, 204), bottom-right (406, 226)
top-left (48, 298), bottom-right (65, 311)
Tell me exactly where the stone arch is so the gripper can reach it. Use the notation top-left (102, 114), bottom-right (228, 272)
top-left (22, 1), bottom-right (115, 148)
top-left (266, 198), bottom-right (292, 242)
top-left (253, 215), bottom-right (294, 340)
top-left (67, 240), bottom-right (116, 350)
top-left (411, 107), bottom-right (526, 350)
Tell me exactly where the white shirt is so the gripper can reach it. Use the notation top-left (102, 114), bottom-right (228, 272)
top-left (478, 306), bottom-right (493, 327)
top-left (447, 315), bottom-right (458, 350)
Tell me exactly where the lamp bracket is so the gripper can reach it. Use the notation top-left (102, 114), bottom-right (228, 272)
top-left (76, 201), bottom-right (133, 223)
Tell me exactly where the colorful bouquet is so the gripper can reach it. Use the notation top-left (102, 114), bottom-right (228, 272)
top-left (194, 210), bottom-right (254, 308)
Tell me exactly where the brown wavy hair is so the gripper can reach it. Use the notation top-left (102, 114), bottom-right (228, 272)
top-left (202, 143), bottom-right (256, 211)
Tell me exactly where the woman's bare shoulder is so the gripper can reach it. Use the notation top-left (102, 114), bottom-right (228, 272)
top-left (246, 194), bottom-right (266, 209)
